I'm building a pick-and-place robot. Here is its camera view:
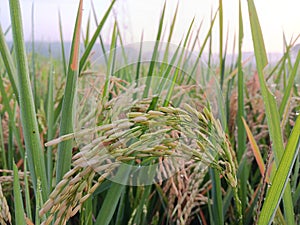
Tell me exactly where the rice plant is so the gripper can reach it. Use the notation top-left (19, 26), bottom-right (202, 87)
top-left (0, 0), bottom-right (299, 225)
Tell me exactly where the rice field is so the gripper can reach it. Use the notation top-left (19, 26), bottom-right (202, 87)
top-left (0, 0), bottom-right (299, 224)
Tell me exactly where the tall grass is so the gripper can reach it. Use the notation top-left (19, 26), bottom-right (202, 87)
top-left (0, 0), bottom-right (299, 225)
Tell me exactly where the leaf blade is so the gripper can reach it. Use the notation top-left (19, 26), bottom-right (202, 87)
top-left (258, 115), bottom-right (300, 225)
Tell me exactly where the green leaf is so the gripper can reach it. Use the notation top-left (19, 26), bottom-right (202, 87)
top-left (219, 0), bottom-right (224, 90)
top-left (0, 76), bottom-right (24, 159)
top-left (23, 156), bottom-right (32, 221)
top-left (237, 1), bottom-right (248, 217)
top-left (0, 25), bottom-right (19, 98)
top-left (103, 22), bottom-right (118, 100)
top-left (9, 0), bottom-right (48, 201)
top-left (13, 162), bottom-right (26, 225)
top-left (258, 115), bottom-right (300, 225)
top-left (247, 1), bottom-right (295, 223)
top-left (95, 164), bottom-right (131, 225)
top-left (58, 10), bottom-right (67, 77)
top-left (279, 50), bottom-right (300, 118)
top-left (79, 0), bottom-right (116, 73)
top-left (56, 0), bottom-right (83, 183)
top-left (46, 61), bottom-right (54, 189)
top-left (143, 2), bottom-right (166, 98)
top-left (210, 168), bottom-right (224, 225)
top-left (247, 0), bottom-right (268, 69)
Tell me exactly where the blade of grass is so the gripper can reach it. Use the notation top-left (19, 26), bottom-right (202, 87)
top-left (207, 189), bottom-right (215, 225)
top-left (242, 116), bottom-right (287, 223)
top-left (102, 22), bottom-right (118, 102)
top-left (91, 0), bottom-right (108, 65)
top-left (237, 0), bottom-right (245, 161)
top-left (142, 2), bottom-right (166, 98)
top-left (56, 0), bottom-right (83, 183)
top-left (83, 12), bottom-right (91, 48)
top-left (58, 10), bottom-right (67, 77)
top-left (115, 189), bottom-right (126, 225)
top-left (258, 115), bottom-right (300, 225)
top-left (291, 154), bottom-right (299, 195)
top-left (155, 43), bottom-right (181, 98)
top-left (13, 162), bottom-right (26, 225)
top-left (0, 24), bottom-right (19, 99)
top-left (80, 197), bottom-right (93, 225)
top-left (133, 185), bottom-right (153, 225)
top-left (114, 21), bottom-right (131, 82)
top-left (81, 12), bottom-right (92, 74)
top-left (267, 34), bottom-right (300, 81)
top-left (133, 32), bottom-right (144, 100)
top-left (23, 155), bottom-right (33, 221)
top-left (279, 50), bottom-right (300, 118)
top-left (237, 1), bottom-right (248, 217)
top-left (210, 168), bottom-right (224, 225)
top-left (242, 118), bottom-right (268, 182)
top-left (46, 60), bottom-right (54, 189)
top-left (159, 2), bottom-right (179, 75)
top-left (95, 164), bottom-right (131, 225)
top-left (190, 9), bottom-right (218, 81)
top-left (131, 166), bottom-right (157, 225)
top-left (187, 19), bottom-right (203, 56)
top-left (293, 181), bottom-right (300, 205)
top-left (31, 2), bottom-right (37, 108)
top-left (35, 179), bottom-right (42, 225)
top-left (247, 1), bottom-right (295, 223)
top-left (219, 0), bottom-right (224, 90)
top-left (163, 18), bottom-right (196, 106)
top-left (9, 0), bottom-right (48, 200)
top-left (0, 77), bottom-right (24, 159)
top-left (79, 0), bottom-right (116, 74)
top-left (206, 9), bottom-right (213, 81)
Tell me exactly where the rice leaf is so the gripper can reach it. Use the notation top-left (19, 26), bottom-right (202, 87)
top-left (237, 1), bottom-right (248, 217)
top-left (279, 50), bottom-right (300, 118)
top-left (24, 155), bottom-right (33, 221)
top-left (0, 77), bottom-right (24, 158)
top-left (247, 1), bottom-right (295, 223)
top-left (219, 0), bottom-right (224, 90)
top-left (209, 168), bottom-right (224, 225)
top-left (95, 164), bottom-right (131, 225)
top-left (258, 115), bottom-right (300, 225)
top-left (91, 0), bottom-right (108, 65)
top-left (79, 0), bottom-right (116, 73)
top-left (46, 61), bottom-right (54, 189)
top-left (242, 118), bottom-right (267, 182)
top-left (143, 2), bottom-right (166, 98)
top-left (13, 162), bottom-right (26, 225)
top-left (102, 22), bottom-right (118, 102)
top-left (58, 10), bottom-right (67, 77)
top-left (0, 25), bottom-right (19, 98)
top-left (30, 2), bottom-right (37, 108)
top-left (56, 0), bottom-right (83, 183)
top-left (9, 0), bottom-right (48, 200)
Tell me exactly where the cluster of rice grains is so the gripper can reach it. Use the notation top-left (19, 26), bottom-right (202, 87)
top-left (40, 90), bottom-right (240, 224)
top-left (0, 183), bottom-right (11, 225)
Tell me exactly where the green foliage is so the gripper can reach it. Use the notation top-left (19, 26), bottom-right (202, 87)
top-left (0, 0), bottom-right (299, 225)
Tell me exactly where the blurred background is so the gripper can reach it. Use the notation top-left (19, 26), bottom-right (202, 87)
top-left (1, 0), bottom-right (300, 53)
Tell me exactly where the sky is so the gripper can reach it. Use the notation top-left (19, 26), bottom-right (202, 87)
top-left (0, 0), bottom-right (300, 53)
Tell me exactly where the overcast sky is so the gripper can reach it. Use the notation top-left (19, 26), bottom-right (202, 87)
top-left (0, 0), bottom-right (300, 53)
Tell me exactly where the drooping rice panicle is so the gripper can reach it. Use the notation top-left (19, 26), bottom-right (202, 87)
top-left (40, 91), bottom-right (240, 223)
